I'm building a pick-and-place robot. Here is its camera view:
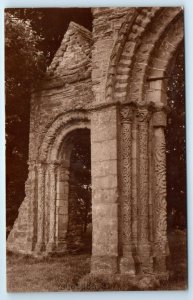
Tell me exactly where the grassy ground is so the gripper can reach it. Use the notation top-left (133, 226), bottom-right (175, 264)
top-left (6, 229), bottom-right (187, 292)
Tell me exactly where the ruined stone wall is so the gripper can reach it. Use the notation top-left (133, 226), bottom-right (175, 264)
top-left (92, 8), bottom-right (133, 105)
top-left (29, 22), bottom-right (92, 162)
top-left (7, 7), bottom-right (184, 280)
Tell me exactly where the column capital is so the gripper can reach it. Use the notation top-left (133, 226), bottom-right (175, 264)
top-left (152, 110), bottom-right (167, 127)
top-left (136, 107), bottom-right (151, 122)
top-left (27, 160), bottom-right (36, 171)
top-left (120, 105), bottom-right (134, 124)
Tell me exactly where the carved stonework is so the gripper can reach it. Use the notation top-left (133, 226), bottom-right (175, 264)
top-left (137, 108), bottom-right (152, 272)
top-left (153, 126), bottom-right (168, 272)
top-left (35, 162), bottom-right (46, 252)
top-left (46, 163), bottom-right (57, 252)
top-left (119, 105), bottom-right (135, 275)
top-left (137, 108), bottom-right (150, 122)
top-left (26, 161), bottom-right (37, 248)
top-left (120, 105), bottom-right (134, 124)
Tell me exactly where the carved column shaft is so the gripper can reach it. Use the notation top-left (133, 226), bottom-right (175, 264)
top-left (55, 162), bottom-right (69, 252)
top-left (153, 111), bottom-right (168, 273)
top-left (46, 163), bottom-right (57, 252)
top-left (119, 105), bottom-right (135, 275)
top-left (137, 108), bottom-right (152, 272)
top-left (26, 161), bottom-right (37, 250)
top-left (35, 162), bottom-right (46, 252)
top-left (131, 116), bottom-right (138, 247)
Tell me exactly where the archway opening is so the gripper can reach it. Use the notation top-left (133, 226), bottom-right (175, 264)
top-left (166, 45), bottom-right (186, 232)
top-left (165, 44), bottom-right (187, 282)
top-left (65, 128), bottom-right (92, 253)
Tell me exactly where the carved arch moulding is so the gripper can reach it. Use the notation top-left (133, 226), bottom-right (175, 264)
top-left (105, 7), bottom-right (184, 107)
top-left (37, 110), bottom-right (91, 163)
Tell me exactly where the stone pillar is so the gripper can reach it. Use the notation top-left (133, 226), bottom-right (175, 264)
top-left (137, 108), bottom-right (152, 273)
top-left (91, 106), bottom-right (119, 274)
top-left (152, 110), bottom-right (169, 275)
top-left (46, 162), bottom-right (57, 253)
top-left (131, 114), bottom-right (138, 253)
top-left (35, 162), bottom-right (46, 253)
top-left (119, 105), bottom-right (135, 275)
top-left (55, 161), bottom-right (69, 253)
top-left (26, 161), bottom-right (37, 251)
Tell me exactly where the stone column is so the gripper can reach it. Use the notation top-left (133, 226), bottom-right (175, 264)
top-left (91, 106), bottom-right (119, 274)
top-left (35, 162), bottom-right (46, 253)
top-left (131, 111), bottom-right (138, 254)
top-left (26, 161), bottom-right (37, 251)
top-left (46, 162), bottom-right (57, 253)
top-left (137, 108), bottom-right (152, 273)
top-left (152, 110), bottom-right (169, 275)
top-left (119, 105), bottom-right (135, 275)
top-left (55, 161), bottom-right (69, 253)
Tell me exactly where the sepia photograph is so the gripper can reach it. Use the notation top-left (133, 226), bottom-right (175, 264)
top-left (5, 7), bottom-right (187, 292)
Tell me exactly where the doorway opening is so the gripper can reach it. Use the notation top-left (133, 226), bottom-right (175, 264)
top-left (66, 128), bottom-right (92, 253)
top-left (166, 45), bottom-right (186, 232)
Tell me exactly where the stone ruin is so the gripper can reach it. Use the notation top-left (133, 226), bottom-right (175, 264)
top-left (7, 7), bottom-right (184, 279)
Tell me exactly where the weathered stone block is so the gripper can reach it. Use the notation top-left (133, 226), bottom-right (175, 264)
top-left (92, 159), bottom-right (117, 177)
top-left (91, 255), bottom-right (118, 274)
top-left (92, 174), bottom-right (118, 189)
top-left (56, 199), bottom-right (68, 207)
top-left (92, 187), bottom-right (118, 204)
top-left (91, 140), bottom-right (117, 162)
top-left (92, 203), bottom-right (118, 256)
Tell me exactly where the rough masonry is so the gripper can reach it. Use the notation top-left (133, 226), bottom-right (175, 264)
top-left (7, 7), bottom-right (184, 279)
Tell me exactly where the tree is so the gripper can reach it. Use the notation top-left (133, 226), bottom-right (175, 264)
top-left (5, 8), bottom-right (92, 230)
top-left (5, 12), bottom-right (45, 228)
top-left (166, 45), bottom-right (186, 230)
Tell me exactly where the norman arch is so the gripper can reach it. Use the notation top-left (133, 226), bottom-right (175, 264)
top-left (7, 8), bottom-right (185, 282)
top-left (34, 112), bottom-right (91, 253)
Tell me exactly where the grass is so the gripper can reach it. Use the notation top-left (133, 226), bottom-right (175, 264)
top-left (6, 229), bottom-right (187, 292)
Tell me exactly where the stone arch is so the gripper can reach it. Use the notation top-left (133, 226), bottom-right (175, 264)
top-left (103, 8), bottom-right (184, 275)
top-left (105, 7), bottom-right (161, 102)
top-left (130, 9), bottom-right (183, 105)
top-left (38, 110), bottom-right (90, 162)
top-left (34, 111), bottom-right (91, 254)
top-left (145, 13), bottom-right (184, 106)
top-left (105, 7), bottom-right (183, 105)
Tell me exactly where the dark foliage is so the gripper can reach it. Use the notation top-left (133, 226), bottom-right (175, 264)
top-left (166, 46), bottom-right (186, 230)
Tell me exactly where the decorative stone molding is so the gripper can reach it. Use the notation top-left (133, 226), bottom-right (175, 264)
top-left (105, 7), bottom-right (161, 103)
top-left (153, 116), bottom-right (168, 273)
top-left (38, 111), bottom-right (90, 162)
top-left (35, 162), bottom-right (47, 253)
top-left (26, 161), bottom-right (37, 249)
top-left (105, 7), bottom-right (183, 105)
top-left (136, 108), bottom-right (150, 122)
top-left (120, 105), bottom-right (134, 124)
top-left (46, 163), bottom-right (57, 253)
top-left (119, 105), bottom-right (135, 275)
top-left (137, 107), bottom-right (153, 273)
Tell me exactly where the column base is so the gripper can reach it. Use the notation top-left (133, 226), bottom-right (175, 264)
top-left (34, 242), bottom-right (46, 254)
top-left (55, 241), bottom-right (67, 254)
top-left (138, 243), bottom-right (153, 274)
top-left (154, 255), bottom-right (168, 273)
top-left (119, 256), bottom-right (136, 276)
top-left (91, 255), bottom-right (118, 274)
top-left (46, 242), bottom-right (56, 253)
